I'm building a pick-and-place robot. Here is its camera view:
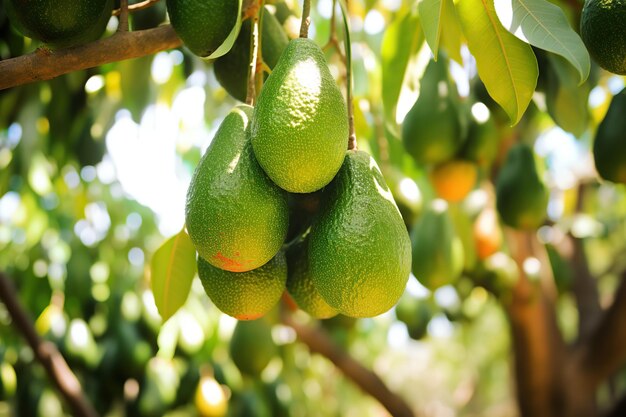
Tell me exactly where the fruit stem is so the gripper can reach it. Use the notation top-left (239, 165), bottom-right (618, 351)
top-left (299, 0), bottom-right (312, 38)
top-left (112, 0), bottom-right (161, 17)
top-left (245, 0), bottom-right (262, 105)
top-left (118, 0), bottom-right (130, 32)
top-left (255, 0), bottom-right (266, 100)
top-left (337, 0), bottom-right (357, 150)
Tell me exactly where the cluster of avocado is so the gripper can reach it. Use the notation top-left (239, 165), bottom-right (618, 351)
top-left (178, 6), bottom-right (411, 320)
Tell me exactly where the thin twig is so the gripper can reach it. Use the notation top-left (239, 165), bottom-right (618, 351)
top-left (112, 0), bottom-right (161, 16)
top-left (0, 25), bottom-right (182, 90)
top-left (299, 0), bottom-right (311, 38)
top-left (0, 272), bottom-right (99, 417)
top-left (118, 0), bottom-right (130, 32)
top-left (245, 2), bottom-right (261, 106)
top-left (282, 312), bottom-right (415, 417)
top-left (255, 0), bottom-right (266, 100)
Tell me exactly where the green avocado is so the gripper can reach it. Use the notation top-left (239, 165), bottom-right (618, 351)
top-left (251, 38), bottom-right (349, 193)
top-left (214, 8), bottom-right (289, 102)
top-left (230, 319), bottom-right (277, 377)
top-left (286, 235), bottom-right (339, 319)
top-left (495, 143), bottom-right (548, 229)
top-left (308, 150), bottom-right (412, 318)
top-left (395, 292), bottom-right (433, 340)
top-left (197, 251), bottom-right (287, 321)
top-left (402, 58), bottom-right (465, 166)
top-left (185, 104), bottom-right (288, 272)
top-left (5, 0), bottom-right (113, 48)
top-left (166, 0), bottom-right (239, 57)
top-left (411, 199), bottom-right (464, 290)
top-left (593, 88), bottom-right (626, 184)
top-left (581, 0), bottom-right (626, 75)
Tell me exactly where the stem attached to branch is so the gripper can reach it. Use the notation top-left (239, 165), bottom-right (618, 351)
top-left (0, 273), bottom-right (99, 417)
top-left (282, 313), bottom-right (415, 417)
top-left (299, 0), bottom-right (312, 38)
top-left (337, 0), bottom-right (356, 150)
top-left (118, 0), bottom-right (130, 32)
top-left (245, 2), bottom-right (262, 106)
top-left (0, 25), bottom-right (182, 91)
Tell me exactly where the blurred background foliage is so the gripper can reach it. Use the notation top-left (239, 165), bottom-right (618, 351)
top-left (1, 0), bottom-right (626, 416)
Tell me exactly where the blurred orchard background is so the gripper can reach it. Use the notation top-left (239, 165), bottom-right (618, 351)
top-left (1, 0), bottom-right (626, 416)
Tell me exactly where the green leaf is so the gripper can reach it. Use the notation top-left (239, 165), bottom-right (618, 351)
top-left (204, 0), bottom-right (243, 59)
top-left (457, 0), bottom-right (538, 125)
top-left (439, 1), bottom-right (464, 65)
top-left (381, 7), bottom-right (423, 124)
top-left (151, 228), bottom-right (197, 322)
top-left (419, 0), bottom-right (460, 62)
top-left (494, 0), bottom-right (590, 84)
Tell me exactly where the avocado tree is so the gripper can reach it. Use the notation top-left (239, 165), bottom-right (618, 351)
top-left (1, 0), bottom-right (626, 417)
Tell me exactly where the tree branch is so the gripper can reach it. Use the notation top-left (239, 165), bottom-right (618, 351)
top-left (0, 25), bottom-right (182, 91)
top-left (504, 229), bottom-right (568, 417)
top-left (0, 272), bottom-right (99, 417)
top-left (282, 313), bottom-right (415, 417)
top-left (577, 269), bottom-right (626, 389)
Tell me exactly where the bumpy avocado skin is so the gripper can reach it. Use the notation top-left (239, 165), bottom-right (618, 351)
top-left (308, 150), bottom-right (411, 318)
top-left (197, 251), bottom-right (287, 321)
top-left (581, 0), bottom-right (626, 75)
top-left (251, 38), bottom-right (349, 193)
top-left (185, 105), bottom-right (288, 272)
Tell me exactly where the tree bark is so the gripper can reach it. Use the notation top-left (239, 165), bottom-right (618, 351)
top-left (0, 25), bottom-right (182, 91)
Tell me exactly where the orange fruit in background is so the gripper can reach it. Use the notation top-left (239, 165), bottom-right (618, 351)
top-left (430, 160), bottom-right (478, 202)
top-left (473, 207), bottom-right (503, 260)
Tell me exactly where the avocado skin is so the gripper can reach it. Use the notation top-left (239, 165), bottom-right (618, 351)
top-left (166, 0), bottom-right (238, 57)
top-left (251, 38), bottom-right (349, 193)
top-left (286, 235), bottom-right (338, 319)
top-left (6, 0), bottom-right (114, 48)
top-left (594, 88), bottom-right (626, 184)
top-left (495, 144), bottom-right (548, 230)
top-left (214, 8), bottom-right (289, 102)
top-left (581, 0), bottom-right (626, 75)
top-left (308, 150), bottom-right (411, 318)
top-left (185, 104), bottom-right (288, 272)
top-left (197, 251), bottom-right (287, 321)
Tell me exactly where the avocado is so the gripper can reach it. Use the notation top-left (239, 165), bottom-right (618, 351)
top-left (166, 0), bottom-right (239, 57)
top-left (251, 38), bottom-right (349, 193)
top-left (495, 143), bottom-right (548, 229)
top-left (197, 251), bottom-right (287, 321)
top-left (402, 58), bottom-right (465, 166)
top-left (214, 8), bottom-right (289, 102)
top-left (308, 150), bottom-right (412, 318)
top-left (229, 319), bottom-right (277, 377)
top-left (185, 105), bottom-right (288, 272)
top-left (581, 0), bottom-right (626, 75)
top-left (593, 88), bottom-right (626, 184)
top-left (5, 0), bottom-right (114, 48)
top-left (411, 199), bottom-right (464, 290)
top-left (286, 235), bottom-right (339, 319)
